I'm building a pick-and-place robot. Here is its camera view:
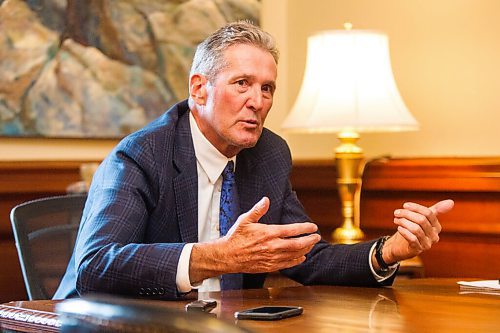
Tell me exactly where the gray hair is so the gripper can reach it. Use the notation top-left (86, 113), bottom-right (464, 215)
top-left (189, 20), bottom-right (279, 82)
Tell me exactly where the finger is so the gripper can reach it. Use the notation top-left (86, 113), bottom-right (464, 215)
top-left (395, 219), bottom-right (434, 249)
top-left (394, 207), bottom-right (437, 238)
top-left (394, 218), bottom-right (440, 244)
top-left (270, 255), bottom-right (307, 271)
top-left (272, 233), bottom-right (321, 253)
top-left (259, 248), bottom-right (308, 263)
top-left (429, 199), bottom-right (454, 215)
top-left (242, 243), bottom-right (310, 271)
top-left (254, 234), bottom-right (319, 262)
top-left (278, 256), bottom-right (307, 270)
top-left (396, 226), bottom-right (423, 251)
top-left (279, 244), bottom-right (316, 260)
top-left (267, 222), bottom-right (319, 238)
top-left (399, 202), bottom-right (440, 231)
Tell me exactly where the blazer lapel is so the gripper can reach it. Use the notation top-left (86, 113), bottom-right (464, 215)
top-left (236, 150), bottom-right (271, 225)
top-left (173, 110), bottom-right (198, 243)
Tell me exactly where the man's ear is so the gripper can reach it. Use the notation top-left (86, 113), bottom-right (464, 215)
top-left (189, 74), bottom-right (208, 105)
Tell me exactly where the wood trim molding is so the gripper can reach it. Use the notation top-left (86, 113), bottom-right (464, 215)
top-left (2, 157), bottom-right (497, 193)
top-left (0, 160), bottom-right (101, 194)
top-left (291, 157), bottom-right (500, 192)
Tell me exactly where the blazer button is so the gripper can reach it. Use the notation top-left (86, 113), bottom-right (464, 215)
top-left (139, 288), bottom-right (145, 296)
top-left (158, 288), bottom-right (165, 295)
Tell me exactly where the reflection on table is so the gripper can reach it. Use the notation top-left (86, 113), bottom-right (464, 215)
top-left (1, 279), bottom-right (499, 333)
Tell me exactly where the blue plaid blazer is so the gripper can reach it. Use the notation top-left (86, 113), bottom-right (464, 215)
top-left (54, 100), bottom-right (391, 300)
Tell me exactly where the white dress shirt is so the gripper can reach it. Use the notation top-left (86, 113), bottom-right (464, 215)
top-left (175, 113), bottom-right (235, 293)
top-left (175, 112), bottom-right (396, 293)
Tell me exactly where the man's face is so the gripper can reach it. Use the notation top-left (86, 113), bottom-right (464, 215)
top-left (191, 43), bottom-right (277, 157)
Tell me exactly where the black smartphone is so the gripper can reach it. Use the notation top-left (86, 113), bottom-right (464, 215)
top-left (234, 306), bottom-right (303, 321)
top-left (185, 299), bottom-right (217, 312)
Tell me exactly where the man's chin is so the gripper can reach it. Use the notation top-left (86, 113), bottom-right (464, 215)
top-left (233, 130), bottom-right (261, 147)
top-left (240, 134), bottom-right (261, 148)
top-left (225, 128), bottom-right (263, 152)
top-left (228, 138), bottom-right (259, 153)
top-left (237, 140), bottom-right (258, 149)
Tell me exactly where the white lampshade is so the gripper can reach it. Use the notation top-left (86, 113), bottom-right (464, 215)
top-left (283, 29), bottom-right (419, 133)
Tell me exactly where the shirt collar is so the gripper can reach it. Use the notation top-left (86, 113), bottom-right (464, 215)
top-left (189, 112), bottom-right (236, 184)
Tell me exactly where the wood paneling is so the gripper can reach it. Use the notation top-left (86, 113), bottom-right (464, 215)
top-left (0, 158), bottom-right (498, 302)
top-left (0, 161), bottom-right (94, 302)
top-left (0, 241), bottom-right (27, 302)
top-left (291, 157), bottom-right (500, 280)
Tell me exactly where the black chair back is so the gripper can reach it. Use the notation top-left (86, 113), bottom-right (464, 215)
top-left (10, 194), bottom-right (87, 300)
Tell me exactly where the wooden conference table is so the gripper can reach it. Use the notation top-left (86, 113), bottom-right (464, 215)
top-left (1, 278), bottom-right (499, 333)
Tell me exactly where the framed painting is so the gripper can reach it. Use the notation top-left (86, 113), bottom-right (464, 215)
top-left (0, 0), bottom-right (260, 138)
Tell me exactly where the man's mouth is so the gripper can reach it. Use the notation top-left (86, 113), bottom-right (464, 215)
top-left (240, 119), bottom-right (259, 127)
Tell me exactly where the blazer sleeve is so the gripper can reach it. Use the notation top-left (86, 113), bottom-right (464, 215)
top-left (278, 182), bottom-right (395, 287)
top-left (74, 136), bottom-right (187, 300)
top-left (259, 136), bottom-right (396, 287)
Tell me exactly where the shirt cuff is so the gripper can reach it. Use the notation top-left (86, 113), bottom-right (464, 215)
top-left (368, 242), bottom-right (399, 282)
top-left (176, 243), bottom-right (198, 293)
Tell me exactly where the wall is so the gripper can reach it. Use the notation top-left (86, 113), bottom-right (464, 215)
top-left (0, 138), bottom-right (117, 161)
top-left (2, 0), bottom-right (499, 161)
top-left (263, 0), bottom-right (500, 160)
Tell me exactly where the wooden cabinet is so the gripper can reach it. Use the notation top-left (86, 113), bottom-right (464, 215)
top-left (291, 158), bottom-right (500, 279)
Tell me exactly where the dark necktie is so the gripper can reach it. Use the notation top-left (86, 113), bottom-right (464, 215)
top-left (219, 161), bottom-right (243, 290)
top-left (219, 161), bottom-right (238, 236)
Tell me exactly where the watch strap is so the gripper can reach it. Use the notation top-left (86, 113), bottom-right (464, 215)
top-left (375, 236), bottom-right (399, 272)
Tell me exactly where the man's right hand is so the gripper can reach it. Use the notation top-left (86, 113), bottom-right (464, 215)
top-left (189, 197), bottom-right (321, 285)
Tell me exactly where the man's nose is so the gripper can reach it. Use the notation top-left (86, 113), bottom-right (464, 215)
top-left (247, 86), bottom-right (263, 111)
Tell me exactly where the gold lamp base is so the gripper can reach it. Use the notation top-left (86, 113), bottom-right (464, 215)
top-left (332, 226), bottom-right (365, 245)
top-left (332, 130), bottom-right (365, 244)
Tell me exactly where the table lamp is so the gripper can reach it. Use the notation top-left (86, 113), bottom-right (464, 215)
top-left (282, 24), bottom-right (419, 243)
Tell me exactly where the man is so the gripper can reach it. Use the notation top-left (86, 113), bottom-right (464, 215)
top-left (54, 21), bottom-right (454, 299)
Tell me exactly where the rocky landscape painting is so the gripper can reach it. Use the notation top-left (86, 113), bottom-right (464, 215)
top-left (0, 0), bottom-right (260, 138)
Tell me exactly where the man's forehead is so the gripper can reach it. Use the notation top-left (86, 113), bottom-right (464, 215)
top-left (223, 43), bottom-right (276, 63)
top-left (221, 44), bottom-right (277, 76)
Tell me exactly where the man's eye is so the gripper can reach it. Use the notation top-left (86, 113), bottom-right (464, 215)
top-left (262, 85), bottom-right (274, 95)
top-left (236, 79), bottom-right (248, 86)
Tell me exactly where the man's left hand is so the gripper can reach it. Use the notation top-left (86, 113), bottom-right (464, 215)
top-left (381, 199), bottom-right (455, 265)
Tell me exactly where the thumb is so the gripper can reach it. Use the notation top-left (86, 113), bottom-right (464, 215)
top-left (226, 197), bottom-right (269, 236)
top-left (245, 196), bottom-right (270, 223)
top-left (430, 199), bottom-right (455, 215)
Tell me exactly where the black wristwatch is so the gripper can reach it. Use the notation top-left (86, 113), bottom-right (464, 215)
top-left (375, 236), bottom-right (399, 272)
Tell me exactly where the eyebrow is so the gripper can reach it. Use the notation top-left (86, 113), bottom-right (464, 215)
top-left (235, 74), bottom-right (276, 91)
